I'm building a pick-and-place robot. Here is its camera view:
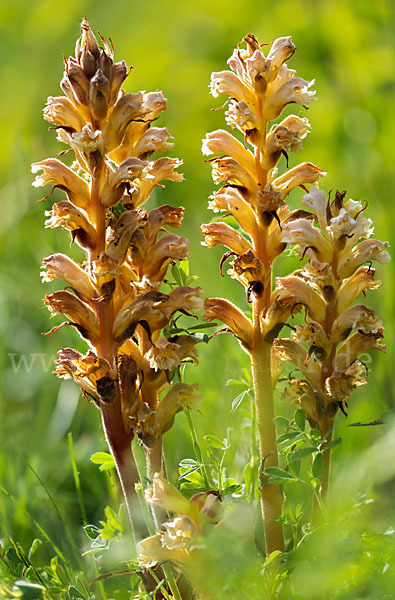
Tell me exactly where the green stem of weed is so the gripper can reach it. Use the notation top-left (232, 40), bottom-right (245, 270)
top-left (185, 410), bottom-right (210, 489)
top-left (68, 433), bottom-right (107, 600)
top-left (68, 434), bottom-right (88, 525)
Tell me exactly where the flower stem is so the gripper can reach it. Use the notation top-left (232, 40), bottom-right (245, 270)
top-left (101, 398), bottom-right (141, 545)
top-left (251, 333), bottom-right (284, 554)
top-left (251, 211), bottom-right (284, 553)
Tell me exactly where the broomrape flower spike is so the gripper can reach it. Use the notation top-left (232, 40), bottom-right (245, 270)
top-left (274, 185), bottom-right (389, 499)
top-left (202, 33), bottom-right (325, 554)
top-left (34, 19), bottom-right (202, 547)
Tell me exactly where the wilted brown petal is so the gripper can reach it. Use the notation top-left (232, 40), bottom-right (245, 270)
top-left (335, 331), bottom-right (385, 372)
top-left (271, 162), bottom-right (326, 199)
top-left (32, 159), bottom-right (91, 209)
top-left (337, 266), bottom-right (381, 313)
top-left (45, 201), bottom-right (96, 250)
top-left (201, 222), bottom-right (252, 255)
top-left (43, 96), bottom-right (86, 131)
top-left (275, 275), bottom-right (327, 322)
top-left (41, 253), bottom-right (95, 299)
top-left (45, 290), bottom-right (99, 343)
top-left (337, 239), bottom-right (390, 279)
top-left (208, 187), bottom-right (256, 234)
top-left (204, 297), bottom-right (253, 350)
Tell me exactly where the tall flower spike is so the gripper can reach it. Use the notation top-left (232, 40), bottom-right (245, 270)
top-left (34, 19), bottom-right (202, 542)
top-left (202, 34), bottom-right (325, 554)
top-left (274, 185), bottom-right (389, 496)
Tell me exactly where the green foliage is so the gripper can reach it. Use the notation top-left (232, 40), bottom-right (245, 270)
top-left (89, 452), bottom-right (115, 472)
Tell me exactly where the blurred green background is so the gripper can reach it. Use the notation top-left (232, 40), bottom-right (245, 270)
top-left (0, 0), bottom-right (394, 596)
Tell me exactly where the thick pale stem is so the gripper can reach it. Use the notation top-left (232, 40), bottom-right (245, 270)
top-left (252, 301), bottom-right (284, 554)
top-left (250, 112), bottom-right (284, 553)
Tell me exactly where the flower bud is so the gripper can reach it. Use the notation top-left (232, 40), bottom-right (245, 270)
top-left (89, 69), bottom-right (110, 122)
top-left (80, 17), bottom-right (100, 61)
top-left (109, 60), bottom-right (128, 107)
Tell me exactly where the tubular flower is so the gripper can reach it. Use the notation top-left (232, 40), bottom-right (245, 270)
top-left (34, 19), bottom-right (202, 457)
top-left (201, 33), bottom-right (324, 553)
top-left (274, 185), bottom-right (389, 431)
top-left (138, 474), bottom-right (222, 568)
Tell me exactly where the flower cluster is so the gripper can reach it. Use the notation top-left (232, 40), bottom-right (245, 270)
top-left (273, 186), bottom-right (390, 431)
top-left (33, 19), bottom-right (202, 449)
top-left (201, 34), bottom-right (325, 348)
top-left (138, 474), bottom-right (222, 568)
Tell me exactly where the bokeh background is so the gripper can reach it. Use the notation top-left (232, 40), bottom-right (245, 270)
top-left (0, 0), bottom-right (394, 596)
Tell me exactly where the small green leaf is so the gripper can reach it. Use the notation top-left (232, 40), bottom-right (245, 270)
top-left (264, 550), bottom-right (282, 566)
top-left (90, 451), bottom-right (115, 471)
top-left (179, 458), bottom-right (199, 468)
top-left (83, 524), bottom-right (100, 540)
top-left (321, 437), bottom-right (342, 452)
top-left (264, 467), bottom-right (294, 480)
top-left (179, 259), bottom-right (189, 282)
top-left (294, 409), bottom-right (306, 431)
top-left (188, 322), bottom-right (218, 331)
top-left (221, 484), bottom-right (243, 496)
top-left (277, 431), bottom-right (301, 444)
top-left (67, 585), bottom-right (84, 599)
top-left (231, 390), bottom-right (250, 413)
top-left (6, 547), bottom-right (22, 569)
top-left (104, 506), bottom-right (123, 531)
top-left (312, 452), bottom-right (324, 478)
top-left (226, 379), bottom-right (246, 387)
top-left (178, 465), bottom-right (201, 481)
top-left (186, 275), bottom-right (199, 285)
top-left (274, 416), bottom-right (290, 428)
top-left (204, 435), bottom-right (228, 450)
top-left (28, 539), bottom-right (41, 560)
top-left (289, 447), bottom-right (317, 461)
top-left (289, 459), bottom-right (301, 477)
top-left (171, 264), bottom-right (183, 286)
